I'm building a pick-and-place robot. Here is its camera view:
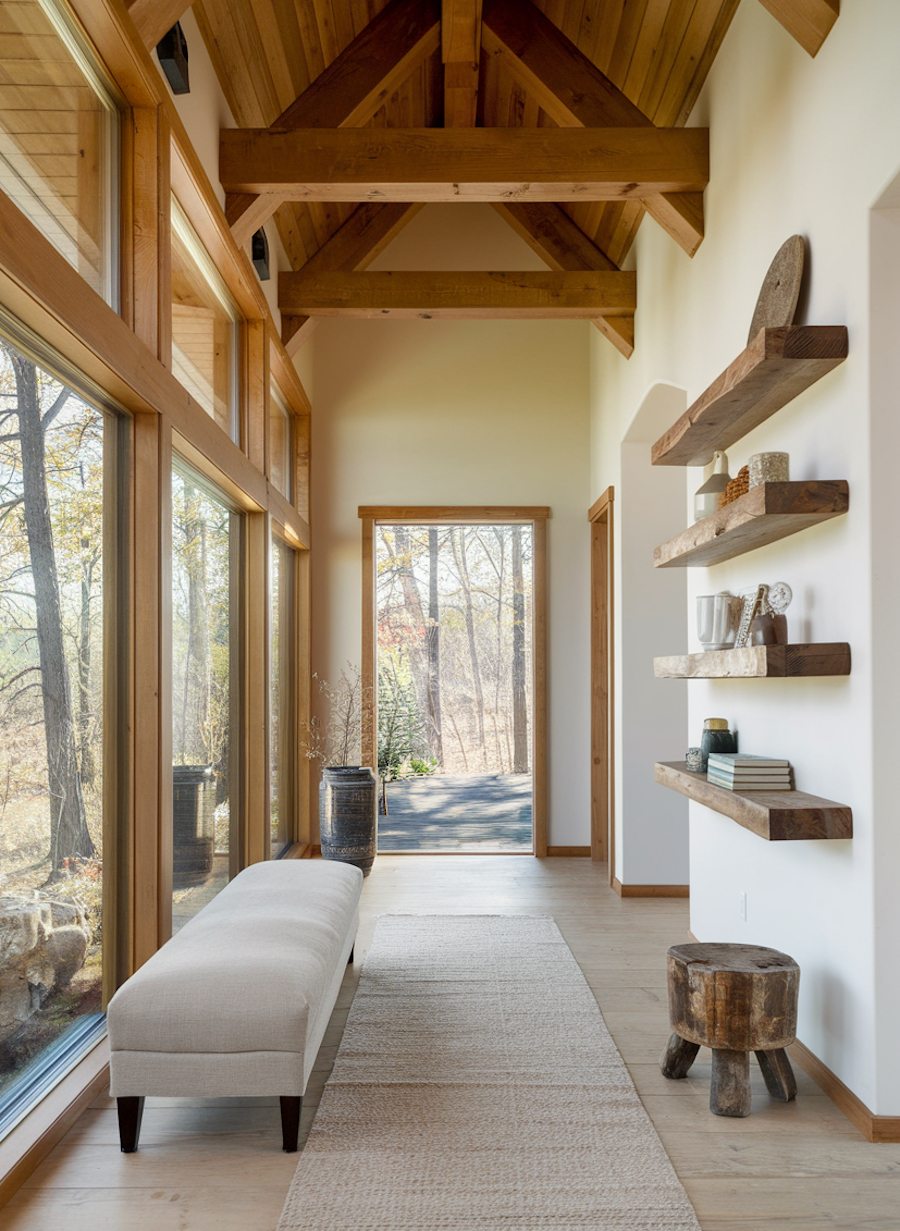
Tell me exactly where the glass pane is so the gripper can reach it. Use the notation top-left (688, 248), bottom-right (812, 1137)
top-left (0, 339), bottom-right (106, 1112)
top-left (270, 536), bottom-right (294, 856)
top-left (269, 382), bottom-right (291, 501)
top-left (0, 0), bottom-right (118, 302)
top-left (171, 201), bottom-right (238, 441)
top-left (171, 467), bottom-right (237, 930)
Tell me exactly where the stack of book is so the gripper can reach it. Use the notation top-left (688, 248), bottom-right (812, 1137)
top-left (706, 754), bottom-right (792, 792)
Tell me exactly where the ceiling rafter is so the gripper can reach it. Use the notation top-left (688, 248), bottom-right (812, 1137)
top-left (481, 0), bottom-right (704, 256)
top-left (492, 202), bottom-right (633, 358)
top-left (441, 0), bottom-right (482, 126)
top-left (225, 0), bottom-right (441, 246)
top-left (757, 0), bottom-right (839, 58)
top-left (219, 126), bottom-right (710, 200)
top-left (278, 269), bottom-right (637, 318)
top-left (127, 0), bottom-right (193, 50)
top-left (281, 202), bottom-right (424, 354)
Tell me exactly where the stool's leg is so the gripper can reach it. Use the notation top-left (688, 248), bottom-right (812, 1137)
top-left (280, 1096), bottom-right (302, 1152)
top-left (347, 945), bottom-right (354, 965)
top-left (659, 1032), bottom-right (700, 1079)
top-left (117, 1096), bottom-right (145, 1153)
top-left (756, 1048), bottom-right (798, 1102)
top-left (710, 1049), bottom-right (752, 1117)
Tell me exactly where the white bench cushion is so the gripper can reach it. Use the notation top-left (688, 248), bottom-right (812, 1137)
top-left (107, 859), bottom-right (362, 1097)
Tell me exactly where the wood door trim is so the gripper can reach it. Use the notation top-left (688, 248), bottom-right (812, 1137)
top-left (359, 507), bottom-right (548, 857)
top-left (589, 487), bottom-right (614, 876)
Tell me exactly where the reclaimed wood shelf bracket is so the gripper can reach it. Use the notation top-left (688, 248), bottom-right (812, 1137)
top-left (654, 761), bottom-right (852, 841)
top-left (651, 326), bottom-right (849, 467)
top-left (653, 643), bottom-right (851, 678)
top-left (653, 480), bottom-right (849, 568)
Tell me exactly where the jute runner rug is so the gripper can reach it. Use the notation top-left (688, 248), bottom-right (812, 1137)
top-left (277, 915), bottom-right (700, 1230)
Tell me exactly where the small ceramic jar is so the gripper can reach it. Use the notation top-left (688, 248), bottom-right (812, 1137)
top-left (749, 452), bottom-right (789, 487)
top-left (699, 718), bottom-right (737, 770)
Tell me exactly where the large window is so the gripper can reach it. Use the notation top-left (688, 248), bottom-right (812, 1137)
top-left (171, 199), bottom-right (239, 441)
top-left (270, 533), bottom-right (295, 856)
top-left (269, 380), bottom-right (292, 502)
top-left (0, 329), bottom-right (117, 1134)
top-left (0, 0), bottom-right (119, 303)
top-left (171, 465), bottom-right (239, 930)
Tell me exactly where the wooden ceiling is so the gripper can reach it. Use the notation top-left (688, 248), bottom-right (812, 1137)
top-left (130, 0), bottom-right (837, 352)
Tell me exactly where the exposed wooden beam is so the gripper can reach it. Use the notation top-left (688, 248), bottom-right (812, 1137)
top-left (278, 269), bottom-right (636, 319)
top-left (281, 203), bottom-right (424, 354)
top-left (127, 0), bottom-right (191, 51)
top-left (492, 202), bottom-right (633, 358)
top-left (221, 127), bottom-right (710, 201)
top-left (481, 0), bottom-right (705, 256)
top-left (226, 0), bottom-right (441, 245)
top-left (757, 0), bottom-right (839, 57)
top-left (442, 0), bottom-right (483, 127)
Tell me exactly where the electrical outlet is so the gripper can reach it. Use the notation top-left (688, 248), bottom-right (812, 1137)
top-left (739, 892), bottom-right (748, 921)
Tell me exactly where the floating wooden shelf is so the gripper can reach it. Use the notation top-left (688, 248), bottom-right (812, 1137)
top-left (654, 762), bottom-right (852, 841)
top-left (654, 480), bottom-right (849, 568)
top-left (653, 643), bottom-right (851, 678)
top-left (651, 326), bottom-right (849, 467)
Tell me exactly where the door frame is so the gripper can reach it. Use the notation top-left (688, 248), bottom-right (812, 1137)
top-left (588, 488), bottom-right (614, 876)
top-left (359, 505), bottom-right (549, 856)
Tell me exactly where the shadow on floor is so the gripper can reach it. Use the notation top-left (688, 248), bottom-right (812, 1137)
top-left (378, 773), bottom-right (532, 852)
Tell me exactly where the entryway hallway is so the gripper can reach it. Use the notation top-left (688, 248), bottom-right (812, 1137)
top-left (2, 857), bottom-right (894, 1230)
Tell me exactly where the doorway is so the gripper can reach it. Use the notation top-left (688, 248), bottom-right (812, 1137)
top-left (359, 507), bottom-right (548, 855)
top-left (589, 488), bottom-right (614, 873)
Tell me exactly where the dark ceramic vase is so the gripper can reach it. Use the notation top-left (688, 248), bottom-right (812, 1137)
top-left (319, 766), bottom-right (377, 876)
top-left (172, 764), bottom-right (215, 887)
top-left (699, 728), bottom-right (737, 770)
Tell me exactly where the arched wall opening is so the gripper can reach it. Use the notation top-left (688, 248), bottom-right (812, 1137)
top-left (613, 382), bottom-right (690, 889)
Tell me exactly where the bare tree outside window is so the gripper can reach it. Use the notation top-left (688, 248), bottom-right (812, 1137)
top-left (0, 342), bottom-right (106, 1098)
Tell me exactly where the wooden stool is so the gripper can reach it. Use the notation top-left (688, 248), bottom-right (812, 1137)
top-left (659, 943), bottom-right (799, 1118)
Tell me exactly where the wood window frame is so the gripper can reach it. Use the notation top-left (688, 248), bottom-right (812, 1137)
top-left (359, 506), bottom-right (549, 858)
top-left (588, 488), bottom-right (614, 875)
top-left (0, 0), bottom-right (316, 1194)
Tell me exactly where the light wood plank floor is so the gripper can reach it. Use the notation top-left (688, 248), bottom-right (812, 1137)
top-left (3, 856), bottom-right (898, 1229)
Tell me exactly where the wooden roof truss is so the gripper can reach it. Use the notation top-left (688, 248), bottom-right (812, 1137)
top-left (123, 0), bottom-right (840, 355)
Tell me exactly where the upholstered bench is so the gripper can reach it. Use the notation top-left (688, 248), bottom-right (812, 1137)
top-left (107, 859), bottom-right (362, 1152)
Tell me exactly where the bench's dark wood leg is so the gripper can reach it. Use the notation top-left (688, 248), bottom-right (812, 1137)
top-left (280, 1096), bottom-right (302, 1152)
top-left (347, 945), bottom-right (354, 965)
top-left (659, 1032), bottom-right (700, 1079)
top-left (756, 1047), bottom-right (798, 1102)
top-left (117, 1096), bottom-right (145, 1153)
top-left (710, 1048), bottom-right (752, 1117)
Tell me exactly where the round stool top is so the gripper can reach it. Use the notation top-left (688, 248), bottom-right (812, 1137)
top-left (667, 943), bottom-right (798, 975)
top-left (666, 943), bottom-right (799, 1050)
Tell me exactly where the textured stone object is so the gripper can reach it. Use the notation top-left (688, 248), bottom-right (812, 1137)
top-left (0, 895), bottom-right (91, 1041)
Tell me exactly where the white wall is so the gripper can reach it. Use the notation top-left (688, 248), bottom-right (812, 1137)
top-left (589, 0), bottom-right (900, 1112)
top-left (614, 385), bottom-right (689, 887)
top-left (297, 205), bottom-right (593, 848)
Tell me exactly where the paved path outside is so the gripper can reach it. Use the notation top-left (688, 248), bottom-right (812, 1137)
top-left (379, 773), bottom-right (532, 851)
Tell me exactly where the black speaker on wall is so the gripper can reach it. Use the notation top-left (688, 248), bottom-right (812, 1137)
top-left (157, 23), bottom-right (190, 95)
